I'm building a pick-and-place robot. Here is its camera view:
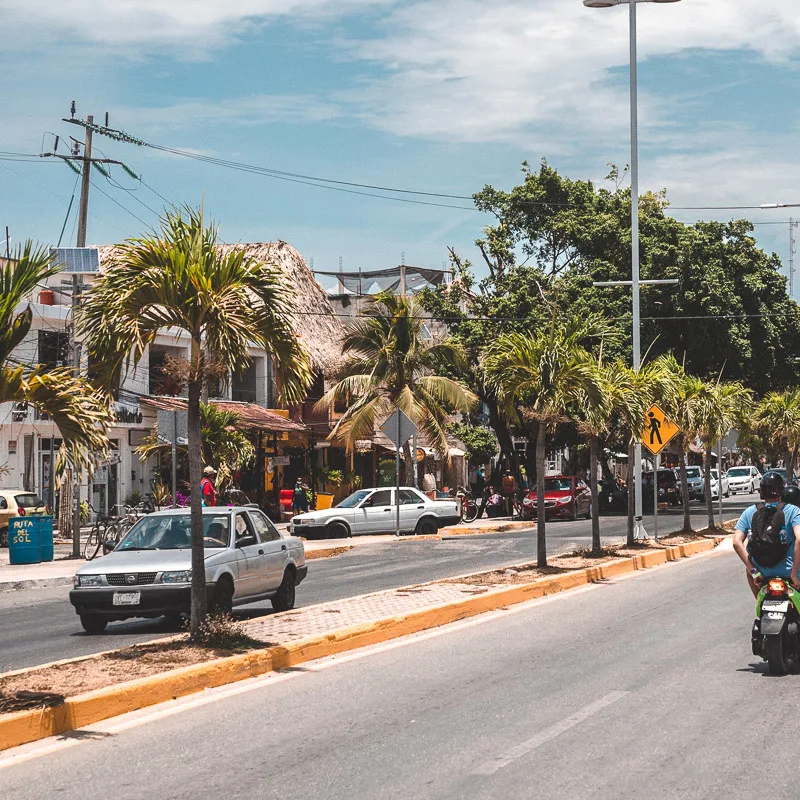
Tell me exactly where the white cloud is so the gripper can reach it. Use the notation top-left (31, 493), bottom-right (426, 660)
top-left (342, 0), bottom-right (800, 149)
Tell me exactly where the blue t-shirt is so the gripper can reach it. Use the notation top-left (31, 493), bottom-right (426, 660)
top-left (735, 502), bottom-right (800, 577)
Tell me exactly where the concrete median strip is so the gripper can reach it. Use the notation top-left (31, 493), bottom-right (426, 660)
top-left (0, 536), bottom-right (724, 753)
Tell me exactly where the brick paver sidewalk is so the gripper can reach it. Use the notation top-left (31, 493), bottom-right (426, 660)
top-left (243, 580), bottom-right (494, 644)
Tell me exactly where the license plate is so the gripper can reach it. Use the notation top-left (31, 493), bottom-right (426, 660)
top-left (762, 601), bottom-right (789, 613)
top-left (113, 591), bottom-right (141, 606)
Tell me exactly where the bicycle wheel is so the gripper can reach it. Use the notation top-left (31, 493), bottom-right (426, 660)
top-left (462, 500), bottom-right (479, 523)
top-left (83, 524), bottom-right (102, 560)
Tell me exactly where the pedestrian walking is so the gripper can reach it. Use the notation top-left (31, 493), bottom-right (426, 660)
top-left (200, 466), bottom-right (217, 507)
top-left (502, 470), bottom-right (517, 517)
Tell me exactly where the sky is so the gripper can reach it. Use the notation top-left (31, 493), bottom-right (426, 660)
top-left (1, 0), bottom-right (800, 290)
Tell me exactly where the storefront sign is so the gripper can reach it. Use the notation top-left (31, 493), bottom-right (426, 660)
top-left (272, 456), bottom-right (290, 467)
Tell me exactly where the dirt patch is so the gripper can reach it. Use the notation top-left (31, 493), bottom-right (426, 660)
top-left (0, 634), bottom-right (274, 712)
top-left (306, 547), bottom-right (351, 560)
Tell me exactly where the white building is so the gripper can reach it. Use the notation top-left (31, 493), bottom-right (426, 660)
top-left (0, 241), bottom-right (344, 518)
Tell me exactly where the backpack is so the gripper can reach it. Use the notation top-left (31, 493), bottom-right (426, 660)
top-left (747, 502), bottom-right (789, 567)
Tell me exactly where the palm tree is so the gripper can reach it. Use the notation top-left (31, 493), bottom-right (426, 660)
top-left (0, 242), bottom-right (111, 479)
top-left (317, 291), bottom-right (477, 479)
top-left (482, 316), bottom-right (610, 567)
top-left (658, 356), bottom-right (703, 533)
top-left (757, 389), bottom-right (800, 483)
top-left (136, 403), bottom-right (256, 492)
top-left (81, 207), bottom-right (311, 636)
top-left (694, 380), bottom-right (752, 529)
top-left (607, 357), bottom-right (678, 546)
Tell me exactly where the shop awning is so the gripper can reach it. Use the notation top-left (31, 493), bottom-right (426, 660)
top-left (140, 396), bottom-right (308, 434)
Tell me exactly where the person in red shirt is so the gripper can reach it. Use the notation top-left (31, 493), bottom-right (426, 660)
top-left (201, 466), bottom-right (218, 507)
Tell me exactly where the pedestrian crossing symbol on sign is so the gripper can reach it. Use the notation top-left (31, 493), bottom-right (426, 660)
top-left (641, 403), bottom-right (680, 456)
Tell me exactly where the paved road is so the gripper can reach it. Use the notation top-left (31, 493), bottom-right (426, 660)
top-left (0, 494), bottom-right (752, 672)
top-left (3, 542), bottom-right (782, 799)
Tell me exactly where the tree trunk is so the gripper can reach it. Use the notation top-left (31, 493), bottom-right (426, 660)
top-left (626, 438), bottom-right (635, 548)
top-left (188, 338), bottom-right (208, 638)
top-left (678, 438), bottom-right (692, 533)
top-left (791, 445), bottom-right (798, 485)
top-left (488, 395), bottom-right (517, 483)
top-left (58, 475), bottom-right (72, 539)
top-left (536, 423), bottom-right (547, 568)
top-left (590, 435), bottom-right (601, 555)
top-left (704, 445), bottom-right (715, 530)
top-left (785, 443), bottom-right (793, 484)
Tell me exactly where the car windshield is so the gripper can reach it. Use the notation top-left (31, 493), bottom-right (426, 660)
top-left (686, 468), bottom-right (702, 479)
top-left (727, 468), bottom-right (750, 477)
top-left (14, 493), bottom-right (43, 508)
top-left (544, 478), bottom-right (572, 491)
top-left (711, 470), bottom-right (719, 479)
top-left (336, 490), bottom-right (371, 508)
top-left (643, 471), bottom-right (675, 482)
top-left (116, 514), bottom-right (230, 550)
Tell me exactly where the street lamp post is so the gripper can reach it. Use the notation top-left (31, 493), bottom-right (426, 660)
top-left (584, 0), bottom-right (681, 539)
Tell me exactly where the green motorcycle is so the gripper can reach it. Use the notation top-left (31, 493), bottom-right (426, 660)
top-left (753, 576), bottom-right (800, 674)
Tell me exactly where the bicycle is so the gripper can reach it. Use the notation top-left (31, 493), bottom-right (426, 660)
top-left (83, 504), bottom-right (110, 561)
top-left (455, 486), bottom-right (479, 523)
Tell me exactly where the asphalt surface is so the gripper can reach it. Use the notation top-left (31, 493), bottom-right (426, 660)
top-left (0, 494), bottom-right (753, 672)
top-left (2, 540), bottom-right (784, 799)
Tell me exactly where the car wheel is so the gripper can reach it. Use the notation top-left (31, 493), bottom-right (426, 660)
top-left (326, 522), bottom-right (350, 539)
top-left (271, 568), bottom-right (296, 612)
top-left (415, 517), bottom-right (438, 536)
top-left (80, 614), bottom-right (108, 635)
top-left (0, 527), bottom-right (8, 548)
top-left (570, 504), bottom-right (578, 522)
top-left (585, 505), bottom-right (591, 520)
top-left (211, 577), bottom-right (234, 615)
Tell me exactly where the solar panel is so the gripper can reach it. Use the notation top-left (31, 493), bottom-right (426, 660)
top-left (50, 247), bottom-right (100, 274)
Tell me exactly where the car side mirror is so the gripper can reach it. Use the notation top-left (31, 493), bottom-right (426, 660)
top-left (102, 539), bottom-right (117, 555)
top-left (236, 534), bottom-right (257, 548)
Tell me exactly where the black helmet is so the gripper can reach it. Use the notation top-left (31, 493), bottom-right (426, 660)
top-left (760, 472), bottom-right (785, 500)
top-left (782, 483), bottom-right (800, 507)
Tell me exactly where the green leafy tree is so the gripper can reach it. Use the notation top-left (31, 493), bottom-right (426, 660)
top-left (0, 242), bottom-right (111, 477)
top-left (482, 315), bottom-right (610, 566)
top-left (317, 291), bottom-right (477, 478)
top-left (756, 389), bottom-right (800, 481)
top-left (81, 207), bottom-right (311, 636)
top-left (448, 422), bottom-right (499, 468)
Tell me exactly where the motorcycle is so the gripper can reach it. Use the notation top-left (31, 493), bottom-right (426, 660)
top-left (752, 576), bottom-right (800, 674)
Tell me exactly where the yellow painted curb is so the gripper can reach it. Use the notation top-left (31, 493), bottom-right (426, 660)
top-left (0, 536), bottom-right (723, 753)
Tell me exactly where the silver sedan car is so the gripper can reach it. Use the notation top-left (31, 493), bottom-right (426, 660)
top-left (70, 507), bottom-right (306, 634)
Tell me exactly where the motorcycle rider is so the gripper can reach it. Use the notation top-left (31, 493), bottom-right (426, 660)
top-left (733, 472), bottom-right (800, 598)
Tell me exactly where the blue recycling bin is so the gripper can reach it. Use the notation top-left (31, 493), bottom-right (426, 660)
top-left (8, 516), bottom-right (54, 565)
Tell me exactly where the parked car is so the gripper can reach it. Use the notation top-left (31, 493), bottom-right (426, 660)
top-left (598, 477), bottom-right (627, 513)
top-left (681, 466), bottom-right (706, 501)
top-left (726, 465), bottom-right (761, 495)
top-left (709, 468), bottom-right (730, 500)
top-left (288, 487), bottom-right (460, 538)
top-left (763, 468), bottom-right (789, 485)
top-left (70, 507), bottom-right (306, 634)
top-left (521, 476), bottom-right (591, 521)
top-left (642, 469), bottom-right (681, 507)
top-left (0, 490), bottom-right (49, 547)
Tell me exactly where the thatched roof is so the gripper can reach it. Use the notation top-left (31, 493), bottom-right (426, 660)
top-left (96, 241), bottom-right (344, 374)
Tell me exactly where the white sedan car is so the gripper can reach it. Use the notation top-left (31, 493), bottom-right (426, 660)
top-left (289, 487), bottom-right (461, 539)
top-left (726, 465), bottom-right (760, 495)
top-left (709, 469), bottom-right (729, 500)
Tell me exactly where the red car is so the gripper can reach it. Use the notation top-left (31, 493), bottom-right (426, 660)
top-left (521, 476), bottom-right (592, 521)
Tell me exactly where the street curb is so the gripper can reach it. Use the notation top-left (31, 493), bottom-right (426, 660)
top-left (444, 520), bottom-right (532, 536)
top-left (0, 536), bottom-right (724, 753)
top-left (305, 546), bottom-right (353, 560)
top-left (0, 576), bottom-right (75, 594)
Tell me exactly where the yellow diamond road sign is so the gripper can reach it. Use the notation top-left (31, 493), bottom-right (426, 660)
top-left (642, 403), bottom-right (680, 456)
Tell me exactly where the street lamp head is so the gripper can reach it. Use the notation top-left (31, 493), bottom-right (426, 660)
top-left (584, 0), bottom-right (681, 5)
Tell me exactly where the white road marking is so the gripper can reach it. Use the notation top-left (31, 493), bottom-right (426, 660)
top-left (0, 543), bottom-right (728, 769)
top-left (471, 691), bottom-right (630, 776)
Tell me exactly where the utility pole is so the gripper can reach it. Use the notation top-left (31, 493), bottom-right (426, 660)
top-left (70, 114), bottom-right (93, 556)
top-left (790, 218), bottom-right (798, 300)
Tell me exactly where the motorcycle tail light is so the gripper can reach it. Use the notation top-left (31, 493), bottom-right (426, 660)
top-left (769, 579), bottom-right (787, 595)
